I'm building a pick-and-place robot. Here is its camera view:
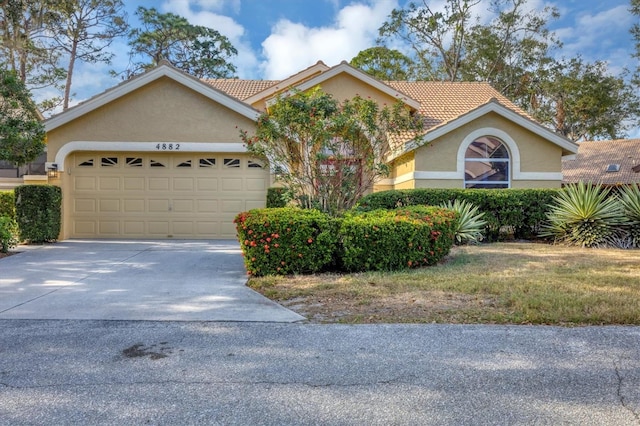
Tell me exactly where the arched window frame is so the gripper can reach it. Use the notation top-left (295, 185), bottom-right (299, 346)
top-left (457, 128), bottom-right (521, 189)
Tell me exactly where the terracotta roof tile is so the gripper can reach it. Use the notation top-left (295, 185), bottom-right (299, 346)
top-left (562, 139), bottom-right (640, 185)
top-left (385, 81), bottom-right (531, 129)
top-left (204, 79), bottom-right (279, 100)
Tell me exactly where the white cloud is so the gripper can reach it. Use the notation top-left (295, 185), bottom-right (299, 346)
top-left (260, 0), bottom-right (398, 80)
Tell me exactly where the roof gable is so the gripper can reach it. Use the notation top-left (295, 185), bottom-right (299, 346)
top-left (392, 99), bottom-right (578, 160)
top-left (45, 63), bottom-right (261, 132)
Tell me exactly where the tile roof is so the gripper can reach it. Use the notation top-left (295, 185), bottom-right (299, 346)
top-left (385, 81), bottom-right (531, 130)
top-left (204, 79), bottom-right (279, 100)
top-left (562, 139), bottom-right (640, 185)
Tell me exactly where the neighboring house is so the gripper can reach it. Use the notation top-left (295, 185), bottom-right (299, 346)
top-left (44, 61), bottom-right (577, 240)
top-left (562, 139), bottom-right (640, 186)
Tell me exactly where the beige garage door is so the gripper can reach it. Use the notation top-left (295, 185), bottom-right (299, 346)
top-left (69, 152), bottom-right (268, 239)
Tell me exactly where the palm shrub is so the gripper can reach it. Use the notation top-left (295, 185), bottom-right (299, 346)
top-left (618, 184), bottom-right (640, 248)
top-left (439, 199), bottom-right (486, 244)
top-left (540, 182), bottom-right (626, 247)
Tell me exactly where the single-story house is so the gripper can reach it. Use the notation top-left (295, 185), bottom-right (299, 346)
top-left (43, 60), bottom-right (578, 239)
top-left (562, 139), bottom-right (640, 186)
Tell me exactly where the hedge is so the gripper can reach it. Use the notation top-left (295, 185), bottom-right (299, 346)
top-left (14, 185), bottom-right (62, 243)
top-left (356, 188), bottom-right (559, 241)
top-left (0, 191), bottom-right (15, 219)
top-left (235, 207), bottom-right (339, 276)
top-left (266, 187), bottom-right (289, 208)
top-left (0, 215), bottom-right (18, 253)
top-left (339, 206), bottom-right (458, 272)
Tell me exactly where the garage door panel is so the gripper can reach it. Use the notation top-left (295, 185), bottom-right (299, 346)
top-left (99, 177), bottom-right (120, 190)
top-left (74, 199), bottom-right (96, 213)
top-left (69, 152), bottom-right (268, 239)
top-left (124, 177), bottom-right (145, 191)
top-left (149, 177), bottom-right (170, 190)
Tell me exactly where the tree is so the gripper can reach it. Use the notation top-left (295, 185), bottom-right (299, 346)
top-left (0, 0), bottom-right (66, 109)
top-left (51, 0), bottom-right (128, 110)
top-left (240, 89), bottom-right (423, 215)
top-left (379, 0), bottom-right (480, 81)
top-left (378, 0), bottom-right (559, 102)
top-left (530, 58), bottom-right (640, 141)
top-left (124, 7), bottom-right (237, 79)
top-left (0, 67), bottom-right (45, 166)
top-left (350, 46), bottom-right (416, 80)
top-left (631, 0), bottom-right (640, 85)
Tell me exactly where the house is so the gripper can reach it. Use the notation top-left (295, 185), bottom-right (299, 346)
top-left (44, 61), bottom-right (577, 240)
top-left (562, 139), bottom-right (640, 186)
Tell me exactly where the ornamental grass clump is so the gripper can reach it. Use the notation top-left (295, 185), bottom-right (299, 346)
top-left (618, 184), bottom-right (640, 248)
top-left (439, 199), bottom-right (486, 244)
top-left (540, 182), bottom-right (626, 247)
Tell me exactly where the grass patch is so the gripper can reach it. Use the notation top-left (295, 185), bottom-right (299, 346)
top-left (247, 242), bottom-right (640, 325)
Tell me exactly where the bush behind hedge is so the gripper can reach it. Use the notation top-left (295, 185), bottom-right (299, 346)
top-left (0, 191), bottom-right (15, 219)
top-left (15, 185), bottom-right (62, 243)
top-left (235, 207), bottom-right (339, 276)
top-left (356, 188), bottom-right (559, 241)
top-left (339, 206), bottom-right (458, 272)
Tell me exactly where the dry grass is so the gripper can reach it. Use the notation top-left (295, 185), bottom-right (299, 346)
top-left (248, 242), bottom-right (640, 325)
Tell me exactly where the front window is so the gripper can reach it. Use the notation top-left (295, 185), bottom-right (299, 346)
top-left (464, 136), bottom-right (510, 189)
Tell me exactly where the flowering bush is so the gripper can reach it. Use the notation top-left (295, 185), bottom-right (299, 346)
top-left (339, 206), bottom-right (458, 272)
top-left (234, 207), bottom-right (339, 276)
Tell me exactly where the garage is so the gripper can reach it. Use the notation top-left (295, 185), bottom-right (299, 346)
top-left (68, 151), bottom-right (268, 239)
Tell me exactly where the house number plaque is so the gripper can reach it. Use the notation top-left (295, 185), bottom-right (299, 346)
top-left (155, 143), bottom-right (181, 151)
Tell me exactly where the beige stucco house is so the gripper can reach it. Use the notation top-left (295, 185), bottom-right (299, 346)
top-left (44, 61), bottom-right (577, 240)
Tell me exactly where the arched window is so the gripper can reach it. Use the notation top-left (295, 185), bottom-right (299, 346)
top-left (464, 136), bottom-right (510, 188)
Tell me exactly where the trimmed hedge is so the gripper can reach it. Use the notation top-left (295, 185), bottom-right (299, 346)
top-left (235, 207), bottom-right (339, 276)
top-left (0, 191), bottom-right (15, 219)
top-left (0, 215), bottom-right (19, 253)
top-left (14, 185), bottom-right (62, 243)
top-left (356, 188), bottom-right (559, 241)
top-left (266, 187), bottom-right (289, 208)
top-left (339, 206), bottom-right (457, 272)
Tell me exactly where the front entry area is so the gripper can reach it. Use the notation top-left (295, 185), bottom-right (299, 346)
top-left (68, 152), bottom-right (268, 239)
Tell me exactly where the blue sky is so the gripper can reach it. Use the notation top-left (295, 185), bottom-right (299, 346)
top-left (63, 0), bottom-right (637, 109)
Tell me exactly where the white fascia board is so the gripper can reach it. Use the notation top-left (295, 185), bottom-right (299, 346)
top-left (54, 141), bottom-right (247, 171)
top-left (290, 63), bottom-right (422, 110)
top-left (45, 65), bottom-right (260, 132)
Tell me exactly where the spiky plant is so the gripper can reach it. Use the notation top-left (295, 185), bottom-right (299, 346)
top-left (540, 182), bottom-right (626, 247)
top-left (618, 184), bottom-right (640, 248)
top-left (439, 199), bottom-right (486, 244)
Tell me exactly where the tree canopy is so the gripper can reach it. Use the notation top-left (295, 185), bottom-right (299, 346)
top-left (0, 67), bottom-right (45, 166)
top-left (350, 47), bottom-right (415, 80)
top-left (240, 89), bottom-right (423, 215)
top-left (124, 7), bottom-right (237, 79)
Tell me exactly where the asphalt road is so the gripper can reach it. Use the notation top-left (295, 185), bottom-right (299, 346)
top-left (1, 320), bottom-right (639, 425)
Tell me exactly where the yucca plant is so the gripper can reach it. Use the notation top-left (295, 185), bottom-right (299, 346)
top-left (618, 184), bottom-right (640, 248)
top-left (540, 182), bottom-right (626, 247)
top-left (439, 199), bottom-right (486, 244)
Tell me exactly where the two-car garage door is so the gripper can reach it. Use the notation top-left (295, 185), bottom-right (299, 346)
top-left (69, 152), bottom-right (268, 239)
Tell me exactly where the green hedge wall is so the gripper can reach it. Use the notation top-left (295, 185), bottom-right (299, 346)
top-left (339, 206), bottom-right (457, 272)
top-left (235, 207), bottom-right (339, 276)
top-left (14, 185), bottom-right (62, 243)
top-left (0, 191), bottom-right (15, 219)
top-left (356, 188), bottom-right (559, 241)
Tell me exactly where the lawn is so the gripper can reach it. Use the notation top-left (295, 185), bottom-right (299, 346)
top-left (247, 242), bottom-right (640, 325)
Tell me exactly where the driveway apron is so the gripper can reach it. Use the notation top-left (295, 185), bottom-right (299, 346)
top-left (0, 240), bottom-right (304, 322)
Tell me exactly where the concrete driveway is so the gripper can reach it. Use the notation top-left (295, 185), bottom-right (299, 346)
top-left (0, 240), bottom-right (304, 322)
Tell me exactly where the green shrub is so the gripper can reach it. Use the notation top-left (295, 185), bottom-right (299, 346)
top-left (14, 185), bottom-right (62, 243)
top-left (339, 206), bottom-right (457, 272)
top-left (235, 207), bottom-right (339, 276)
top-left (356, 188), bottom-right (558, 241)
top-left (618, 184), bottom-right (640, 248)
top-left (266, 187), bottom-right (290, 208)
top-left (540, 182), bottom-right (626, 248)
top-left (0, 191), bottom-right (15, 219)
top-left (439, 199), bottom-right (486, 244)
top-left (0, 215), bottom-right (19, 253)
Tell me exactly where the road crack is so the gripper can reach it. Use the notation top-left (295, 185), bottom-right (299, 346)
top-left (614, 360), bottom-right (640, 424)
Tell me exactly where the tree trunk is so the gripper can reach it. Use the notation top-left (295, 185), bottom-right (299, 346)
top-left (63, 40), bottom-right (77, 110)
